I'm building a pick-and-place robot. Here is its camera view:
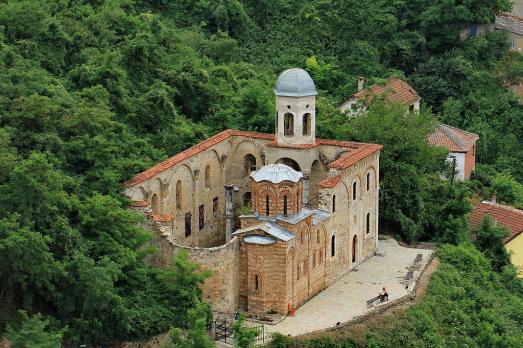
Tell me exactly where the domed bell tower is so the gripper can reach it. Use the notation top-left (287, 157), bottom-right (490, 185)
top-left (274, 68), bottom-right (317, 146)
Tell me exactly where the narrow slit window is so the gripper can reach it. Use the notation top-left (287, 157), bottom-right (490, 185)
top-left (283, 195), bottom-right (288, 216)
top-left (265, 195), bottom-right (270, 215)
top-left (331, 235), bottom-right (336, 257)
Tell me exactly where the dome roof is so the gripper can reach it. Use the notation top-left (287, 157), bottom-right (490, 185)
top-left (274, 68), bottom-right (317, 97)
top-left (250, 164), bottom-right (303, 184)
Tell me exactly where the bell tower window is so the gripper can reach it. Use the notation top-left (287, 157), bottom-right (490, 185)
top-left (303, 113), bottom-right (311, 136)
top-left (284, 113), bottom-right (294, 136)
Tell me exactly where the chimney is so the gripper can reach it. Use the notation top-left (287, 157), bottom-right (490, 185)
top-left (357, 77), bottom-right (365, 92)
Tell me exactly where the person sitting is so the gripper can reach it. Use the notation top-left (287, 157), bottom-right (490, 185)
top-left (379, 287), bottom-right (389, 302)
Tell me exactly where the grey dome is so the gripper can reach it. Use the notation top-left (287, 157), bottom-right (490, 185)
top-left (250, 164), bottom-right (303, 184)
top-left (274, 68), bottom-right (317, 97)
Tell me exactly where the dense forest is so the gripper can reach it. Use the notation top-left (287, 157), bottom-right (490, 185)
top-left (0, 0), bottom-right (522, 346)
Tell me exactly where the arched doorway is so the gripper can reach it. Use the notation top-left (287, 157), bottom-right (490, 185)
top-left (276, 158), bottom-right (301, 172)
top-left (352, 235), bottom-right (358, 263)
top-left (151, 193), bottom-right (159, 215)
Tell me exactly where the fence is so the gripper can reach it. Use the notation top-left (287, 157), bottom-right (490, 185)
top-left (214, 317), bottom-right (272, 344)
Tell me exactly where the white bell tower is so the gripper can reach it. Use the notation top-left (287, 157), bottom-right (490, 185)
top-left (274, 68), bottom-right (317, 146)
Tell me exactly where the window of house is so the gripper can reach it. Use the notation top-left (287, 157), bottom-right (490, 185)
top-left (366, 213), bottom-right (370, 234)
top-left (244, 154), bottom-right (257, 176)
top-left (367, 172), bottom-right (370, 191)
top-left (184, 212), bottom-right (192, 237)
top-left (332, 195), bottom-right (336, 212)
top-left (265, 195), bottom-right (270, 215)
top-left (176, 181), bottom-right (182, 210)
top-left (254, 274), bottom-right (260, 291)
top-left (283, 195), bottom-right (288, 216)
top-left (213, 197), bottom-right (219, 213)
top-left (199, 205), bottom-right (204, 230)
top-left (409, 104), bottom-right (415, 112)
top-left (204, 165), bottom-right (210, 188)
top-left (331, 235), bottom-right (336, 257)
top-left (352, 182), bottom-right (357, 200)
top-left (284, 113), bottom-right (294, 136)
top-left (302, 113), bottom-right (311, 136)
top-left (151, 193), bottom-right (159, 215)
top-left (243, 192), bottom-right (252, 208)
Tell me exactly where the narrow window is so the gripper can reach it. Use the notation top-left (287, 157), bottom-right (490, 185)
top-left (254, 274), bottom-right (259, 291)
top-left (297, 265), bottom-right (301, 280)
top-left (319, 250), bottom-right (323, 264)
top-left (204, 165), bottom-right (210, 188)
top-left (303, 259), bottom-right (308, 275)
top-left (176, 181), bottom-right (182, 210)
top-left (199, 205), bottom-right (204, 230)
top-left (312, 252), bottom-right (316, 269)
top-left (213, 197), bottom-right (219, 213)
top-left (316, 230), bottom-right (320, 244)
top-left (353, 182), bottom-right (357, 200)
top-left (367, 172), bottom-right (370, 191)
top-left (243, 192), bottom-right (252, 208)
top-left (283, 195), bottom-right (288, 216)
top-left (366, 212), bottom-right (370, 234)
top-left (184, 212), bottom-right (192, 237)
top-left (244, 154), bottom-right (257, 176)
top-left (302, 113), bottom-right (311, 136)
top-left (265, 195), bottom-right (270, 215)
top-left (284, 113), bottom-right (294, 136)
top-left (296, 191), bottom-right (300, 211)
top-left (151, 193), bottom-right (159, 215)
top-left (331, 235), bottom-right (336, 257)
top-left (332, 194), bottom-right (336, 212)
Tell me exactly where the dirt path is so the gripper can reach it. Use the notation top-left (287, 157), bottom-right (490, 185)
top-left (298, 256), bottom-right (440, 343)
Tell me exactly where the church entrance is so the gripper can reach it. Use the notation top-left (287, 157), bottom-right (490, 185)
top-left (352, 235), bottom-right (357, 263)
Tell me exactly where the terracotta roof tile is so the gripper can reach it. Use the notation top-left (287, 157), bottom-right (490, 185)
top-left (124, 129), bottom-right (381, 187)
top-left (319, 175), bottom-right (341, 188)
top-left (470, 201), bottom-right (523, 242)
top-left (152, 214), bottom-right (173, 223)
top-left (352, 78), bottom-right (420, 106)
top-left (428, 123), bottom-right (479, 153)
top-left (131, 200), bottom-right (149, 207)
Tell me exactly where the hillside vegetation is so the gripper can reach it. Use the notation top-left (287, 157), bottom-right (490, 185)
top-left (0, 0), bottom-right (522, 346)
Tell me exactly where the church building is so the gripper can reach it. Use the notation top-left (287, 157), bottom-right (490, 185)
top-left (124, 69), bottom-right (382, 314)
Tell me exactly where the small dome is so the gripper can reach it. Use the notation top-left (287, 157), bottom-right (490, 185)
top-left (250, 164), bottom-right (303, 184)
top-left (274, 68), bottom-right (317, 97)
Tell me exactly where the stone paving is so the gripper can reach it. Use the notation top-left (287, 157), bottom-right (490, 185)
top-left (263, 237), bottom-right (434, 336)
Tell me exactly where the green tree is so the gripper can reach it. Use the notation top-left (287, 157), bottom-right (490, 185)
top-left (232, 313), bottom-right (259, 348)
top-left (165, 301), bottom-right (213, 348)
top-left (474, 215), bottom-right (511, 272)
top-left (6, 311), bottom-right (62, 348)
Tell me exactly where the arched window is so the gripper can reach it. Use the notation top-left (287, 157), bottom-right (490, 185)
top-left (176, 181), bottom-right (182, 210)
top-left (302, 113), bottom-right (312, 136)
top-left (332, 194), bottom-right (336, 212)
top-left (254, 274), bottom-right (260, 291)
top-left (366, 213), bottom-right (371, 234)
top-left (205, 165), bottom-right (211, 188)
top-left (265, 195), bottom-right (270, 215)
top-left (283, 195), bottom-right (288, 216)
top-left (244, 154), bottom-right (257, 176)
top-left (297, 265), bottom-right (301, 280)
top-left (331, 235), bottom-right (336, 257)
top-left (352, 182), bottom-right (357, 201)
top-left (366, 172), bottom-right (370, 191)
top-left (316, 230), bottom-right (320, 244)
top-left (243, 192), bottom-right (252, 208)
top-left (284, 113), bottom-right (294, 136)
top-left (151, 193), bottom-right (159, 215)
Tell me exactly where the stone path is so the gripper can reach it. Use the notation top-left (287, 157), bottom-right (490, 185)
top-left (262, 238), bottom-right (434, 336)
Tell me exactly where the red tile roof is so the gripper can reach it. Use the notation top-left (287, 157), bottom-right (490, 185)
top-left (428, 123), bottom-right (479, 153)
top-left (124, 129), bottom-right (381, 187)
top-left (152, 214), bottom-right (173, 223)
top-left (470, 201), bottom-right (523, 242)
top-left (319, 175), bottom-right (341, 188)
top-left (352, 78), bottom-right (420, 106)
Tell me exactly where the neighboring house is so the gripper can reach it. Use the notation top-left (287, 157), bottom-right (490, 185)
top-left (470, 200), bottom-right (523, 276)
top-left (495, 12), bottom-right (523, 52)
top-left (459, 24), bottom-right (493, 41)
top-left (428, 124), bottom-right (479, 180)
top-left (124, 68), bottom-right (382, 314)
top-left (339, 77), bottom-right (421, 114)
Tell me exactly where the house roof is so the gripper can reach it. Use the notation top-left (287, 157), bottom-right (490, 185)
top-left (233, 222), bottom-right (295, 242)
top-left (470, 201), bottom-right (523, 242)
top-left (428, 123), bottom-right (479, 153)
top-left (124, 129), bottom-right (382, 187)
top-left (274, 68), bottom-right (317, 97)
top-left (351, 78), bottom-right (420, 106)
top-left (495, 12), bottom-right (523, 35)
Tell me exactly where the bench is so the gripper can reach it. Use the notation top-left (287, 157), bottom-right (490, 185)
top-left (405, 270), bottom-right (414, 281)
top-left (366, 295), bottom-right (381, 306)
top-left (414, 253), bottom-right (423, 263)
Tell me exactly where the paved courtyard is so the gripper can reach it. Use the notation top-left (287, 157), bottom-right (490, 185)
top-left (263, 238), bottom-right (434, 336)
